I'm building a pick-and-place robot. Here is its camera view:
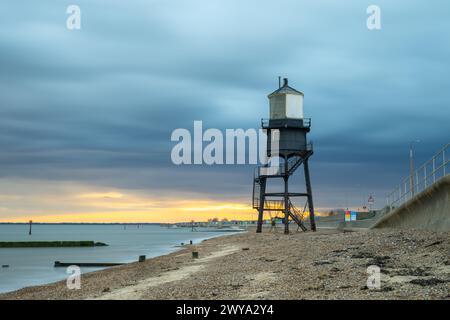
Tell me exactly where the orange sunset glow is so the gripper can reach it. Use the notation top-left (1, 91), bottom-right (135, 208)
top-left (0, 180), bottom-right (327, 223)
top-left (0, 179), bottom-right (258, 223)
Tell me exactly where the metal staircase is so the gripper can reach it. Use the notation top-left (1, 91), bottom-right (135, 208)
top-left (252, 174), bottom-right (261, 209)
top-left (253, 149), bottom-right (312, 208)
top-left (255, 145), bottom-right (312, 179)
top-left (252, 174), bottom-right (308, 232)
top-left (288, 200), bottom-right (308, 232)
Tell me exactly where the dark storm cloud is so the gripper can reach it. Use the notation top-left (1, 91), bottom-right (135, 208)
top-left (0, 0), bottom-right (449, 209)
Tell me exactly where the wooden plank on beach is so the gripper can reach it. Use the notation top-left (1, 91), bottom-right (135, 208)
top-left (54, 261), bottom-right (124, 267)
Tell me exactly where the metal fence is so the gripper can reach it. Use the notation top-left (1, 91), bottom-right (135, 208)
top-left (386, 143), bottom-right (449, 211)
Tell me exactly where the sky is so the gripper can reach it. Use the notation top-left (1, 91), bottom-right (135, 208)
top-left (0, 0), bottom-right (449, 223)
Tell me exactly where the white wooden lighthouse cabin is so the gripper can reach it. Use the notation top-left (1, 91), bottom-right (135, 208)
top-left (264, 78), bottom-right (311, 157)
top-left (268, 78), bottom-right (304, 119)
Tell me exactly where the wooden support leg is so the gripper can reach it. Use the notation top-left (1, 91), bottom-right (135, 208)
top-left (256, 178), bottom-right (266, 233)
top-left (284, 160), bottom-right (289, 235)
top-left (304, 159), bottom-right (316, 232)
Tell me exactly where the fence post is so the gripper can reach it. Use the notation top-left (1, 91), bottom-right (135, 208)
top-left (405, 181), bottom-right (408, 201)
top-left (444, 149), bottom-right (446, 176)
top-left (432, 157), bottom-right (436, 183)
top-left (424, 166), bottom-right (427, 188)
top-left (415, 171), bottom-right (419, 193)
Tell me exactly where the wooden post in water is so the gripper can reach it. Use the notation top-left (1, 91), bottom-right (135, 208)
top-left (28, 220), bottom-right (32, 235)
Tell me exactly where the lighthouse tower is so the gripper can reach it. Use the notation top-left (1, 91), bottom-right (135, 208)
top-left (252, 78), bottom-right (316, 234)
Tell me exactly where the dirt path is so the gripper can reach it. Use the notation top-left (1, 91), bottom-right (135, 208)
top-left (94, 246), bottom-right (240, 300)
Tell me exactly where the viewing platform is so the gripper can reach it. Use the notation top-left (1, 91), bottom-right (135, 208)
top-left (261, 118), bottom-right (311, 130)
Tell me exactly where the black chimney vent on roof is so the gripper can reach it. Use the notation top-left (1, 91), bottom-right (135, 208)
top-left (283, 78), bottom-right (288, 87)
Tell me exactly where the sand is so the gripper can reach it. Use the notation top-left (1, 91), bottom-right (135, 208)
top-left (0, 228), bottom-right (449, 300)
top-left (96, 246), bottom-right (240, 300)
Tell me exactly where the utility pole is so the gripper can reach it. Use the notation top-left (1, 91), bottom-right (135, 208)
top-left (28, 220), bottom-right (32, 235)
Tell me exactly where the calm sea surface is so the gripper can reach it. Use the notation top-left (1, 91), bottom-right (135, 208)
top-left (0, 224), bottom-right (236, 293)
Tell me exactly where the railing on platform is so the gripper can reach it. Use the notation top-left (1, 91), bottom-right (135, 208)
top-left (386, 143), bottom-right (449, 211)
top-left (261, 118), bottom-right (311, 129)
top-left (264, 199), bottom-right (284, 211)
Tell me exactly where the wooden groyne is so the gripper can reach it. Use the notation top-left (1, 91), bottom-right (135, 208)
top-left (0, 241), bottom-right (108, 248)
top-left (54, 261), bottom-right (123, 267)
top-left (54, 255), bottom-right (146, 267)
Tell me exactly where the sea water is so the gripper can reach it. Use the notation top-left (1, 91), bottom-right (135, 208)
top-left (0, 224), bottom-right (234, 293)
